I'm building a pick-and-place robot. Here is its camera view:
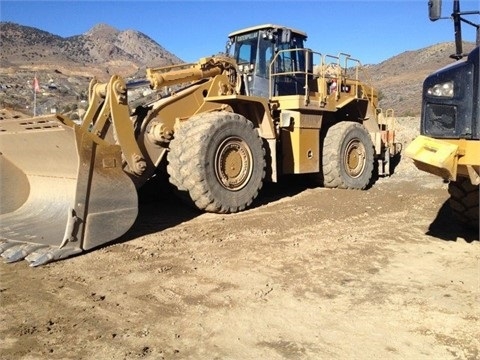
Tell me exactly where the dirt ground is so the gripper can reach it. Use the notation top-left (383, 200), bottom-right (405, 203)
top-left (0, 117), bottom-right (479, 360)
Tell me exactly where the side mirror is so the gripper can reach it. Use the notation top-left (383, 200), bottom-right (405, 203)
top-left (225, 39), bottom-right (233, 55)
top-left (428, 0), bottom-right (442, 21)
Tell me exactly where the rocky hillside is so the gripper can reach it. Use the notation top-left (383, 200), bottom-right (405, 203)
top-left (367, 41), bottom-right (476, 116)
top-left (0, 22), bottom-right (181, 75)
top-left (0, 22), bottom-right (182, 117)
top-left (0, 22), bottom-right (477, 117)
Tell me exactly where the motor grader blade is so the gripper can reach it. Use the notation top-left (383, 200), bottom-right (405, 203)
top-left (0, 114), bottom-right (138, 266)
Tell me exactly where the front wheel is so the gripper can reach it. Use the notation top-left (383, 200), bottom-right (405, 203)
top-left (167, 112), bottom-right (266, 213)
top-left (448, 177), bottom-right (479, 228)
top-left (321, 122), bottom-right (374, 189)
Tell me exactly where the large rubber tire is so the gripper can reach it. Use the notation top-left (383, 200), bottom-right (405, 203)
top-left (322, 122), bottom-right (374, 189)
top-left (167, 112), bottom-right (266, 213)
top-left (448, 178), bottom-right (479, 228)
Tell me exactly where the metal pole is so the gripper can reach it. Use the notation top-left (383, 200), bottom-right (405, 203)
top-left (452, 0), bottom-right (464, 59)
top-left (33, 75), bottom-right (37, 117)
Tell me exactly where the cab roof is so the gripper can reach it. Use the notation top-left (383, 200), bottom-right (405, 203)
top-left (228, 24), bottom-right (308, 39)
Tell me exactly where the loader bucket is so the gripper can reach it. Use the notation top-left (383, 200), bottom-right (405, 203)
top-left (0, 115), bottom-right (138, 266)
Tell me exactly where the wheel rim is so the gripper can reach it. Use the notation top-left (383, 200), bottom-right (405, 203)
top-left (215, 136), bottom-right (253, 191)
top-left (343, 139), bottom-right (366, 178)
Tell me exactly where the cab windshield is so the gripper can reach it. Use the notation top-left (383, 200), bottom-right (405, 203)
top-left (232, 31), bottom-right (260, 65)
top-left (228, 28), bottom-right (308, 97)
top-left (230, 29), bottom-right (306, 78)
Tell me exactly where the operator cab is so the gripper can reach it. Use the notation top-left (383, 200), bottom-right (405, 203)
top-left (227, 24), bottom-right (309, 98)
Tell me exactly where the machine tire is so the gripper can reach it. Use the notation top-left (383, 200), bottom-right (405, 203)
top-left (448, 177), bottom-right (479, 228)
top-left (167, 118), bottom-right (199, 191)
top-left (321, 121), bottom-right (374, 189)
top-left (167, 111), bottom-right (266, 213)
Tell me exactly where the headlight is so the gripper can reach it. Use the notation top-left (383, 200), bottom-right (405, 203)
top-left (427, 81), bottom-right (454, 98)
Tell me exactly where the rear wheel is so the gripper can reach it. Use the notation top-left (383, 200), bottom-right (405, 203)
top-left (167, 112), bottom-right (265, 213)
top-left (321, 122), bottom-right (374, 189)
top-left (448, 177), bottom-right (479, 228)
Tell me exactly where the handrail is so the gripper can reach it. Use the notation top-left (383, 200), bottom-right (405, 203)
top-left (268, 48), bottom-right (378, 109)
top-left (269, 48), bottom-right (323, 105)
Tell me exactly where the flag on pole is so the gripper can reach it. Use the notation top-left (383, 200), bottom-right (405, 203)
top-left (33, 76), bottom-right (40, 92)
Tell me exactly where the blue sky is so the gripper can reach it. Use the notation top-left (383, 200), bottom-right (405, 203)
top-left (0, 0), bottom-right (478, 65)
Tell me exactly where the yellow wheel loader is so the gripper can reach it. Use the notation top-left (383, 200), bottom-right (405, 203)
top-left (0, 24), bottom-right (400, 266)
top-left (406, 0), bottom-right (479, 228)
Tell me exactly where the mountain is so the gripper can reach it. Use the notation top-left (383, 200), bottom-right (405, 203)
top-left (0, 22), bottom-right (477, 117)
top-left (0, 22), bottom-right (183, 116)
top-left (0, 22), bottom-right (182, 77)
top-left (367, 41), bottom-right (476, 116)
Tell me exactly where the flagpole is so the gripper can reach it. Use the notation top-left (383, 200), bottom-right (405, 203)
top-left (33, 81), bottom-right (36, 117)
top-left (33, 73), bottom-right (37, 117)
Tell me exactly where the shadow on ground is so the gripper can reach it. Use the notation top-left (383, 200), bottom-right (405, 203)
top-left (427, 201), bottom-right (479, 242)
top-left (115, 174), bottom-right (315, 243)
